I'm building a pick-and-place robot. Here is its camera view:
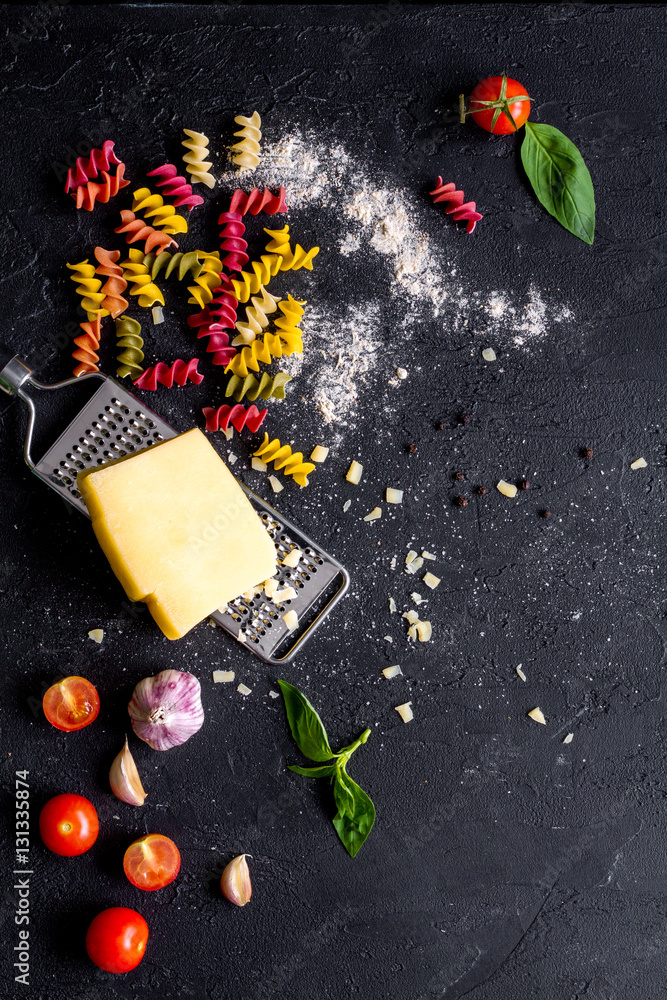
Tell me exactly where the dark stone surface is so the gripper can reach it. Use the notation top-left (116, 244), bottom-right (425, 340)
top-left (0, 4), bottom-right (666, 998)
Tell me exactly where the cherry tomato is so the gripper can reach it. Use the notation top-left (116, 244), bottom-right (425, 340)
top-left (123, 833), bottom-right (181, 891)
top-left (469, 75), bottom-right (531, 134)
top-left (86, 907), bottom-right (149, 973)
top-left (39, 793), bottom-right (99, 856)
top-left (43, 676), bottom-right (100, 732)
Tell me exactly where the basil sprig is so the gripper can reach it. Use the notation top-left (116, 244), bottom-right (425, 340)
top-left (521, 122), bottom-right (595, 245)
top-left (277, 679), bottom-right (375, 857)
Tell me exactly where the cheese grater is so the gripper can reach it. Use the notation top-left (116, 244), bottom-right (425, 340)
top-left (0, 347), bottom-right (349, 664)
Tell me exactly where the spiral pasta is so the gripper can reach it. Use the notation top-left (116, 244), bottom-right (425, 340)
top-left (132, 187), bottom-right (188, 235)
top-left (71, 163), bottom-right (129, 211)
top-left (94, 247), bottom-right (128, 319)
top-left (120, 249), bottom-right (165, 308)
top-left (233, 287), bottom-right (281, 345)
top-left (134, 359), bottom-right (203, 390)
top-left (230, 111), bottom-right (261, 171)
top-left (253, 433), bottom-right (315, 487)
top-left (72, 315), bottom-right (102, 377)
top-left (264, 225), bottom-right (320, 271)
top-left (147, 164), bottom-right (204, 211)
top-left (182, 129), bottom-right (215, 189)
top-left (225, 371), bottom-right (291, 402)
top-left (64, 140), bottom-right (122, 192)
top-left (202, 403), bottom-right (267, 434)
top-left (115, 315), bottom-right (144, 380)
top-left (228, 186), bottom-right (287, 216)
top-left (187, 252), bottom-right (222, 309)
top-left (66, 260), bottom-right (108, 320)
top-left (230, 255), bottom-right (282, 304)
top-left (274, 294), bottom-right (306, 336)
top-left (224, 338), bottom-right (275, 377)
top-left (196, 323), bottom-right (236, 367)
top-left (218, 210), bottom-right (248, 272)
top-left (264, 329), bottom-right (303, 359)
top-left (429, 178), bottom-right (483, 234)
top-left (115, 210), bottom-right (178, 254)
top-left (143, 250), bottom-right (203, 282)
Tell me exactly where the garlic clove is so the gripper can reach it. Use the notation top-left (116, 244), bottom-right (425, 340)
top-left (221, 854), bottom-right (252, 907)
top-left (128, 669), bottom-right (205, 751)
top-left (110, 736), bottom-right (147, 806)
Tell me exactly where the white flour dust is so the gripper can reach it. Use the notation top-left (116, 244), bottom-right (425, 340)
top-left (217, 129), bottom-right (574, 429)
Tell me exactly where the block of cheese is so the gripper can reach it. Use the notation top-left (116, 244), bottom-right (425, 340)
top-left (78, 428), bottom-right (276, 639)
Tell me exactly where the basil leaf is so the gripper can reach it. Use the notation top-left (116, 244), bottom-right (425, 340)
top-left (277, 679), bottom-right (334, 762)
top-left (288, 764), bottom-right (337, 778)
top-left (521, 122), bottom-right (595, 244)
top-left (332, 768), bottom-right (376, 858)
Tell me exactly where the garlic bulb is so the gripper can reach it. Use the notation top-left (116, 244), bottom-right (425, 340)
top-left (221, 854), bottom-right (252, 907)
top-left (128, 669), bottom-right (204, 751)
top-left (109, 736), bottom-right (147, 806)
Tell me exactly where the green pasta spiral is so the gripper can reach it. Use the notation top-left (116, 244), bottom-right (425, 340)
top-left (115, 315), bottom-right (144, 379)
top-left (143, 250), bottom-right (204, 282)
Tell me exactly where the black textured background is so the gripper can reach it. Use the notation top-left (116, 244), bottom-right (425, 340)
top-left (1, 5), bottom-right (666, 999)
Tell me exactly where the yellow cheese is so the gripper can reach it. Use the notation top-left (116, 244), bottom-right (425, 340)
top-left (78, 428), bottom-right (276, 640)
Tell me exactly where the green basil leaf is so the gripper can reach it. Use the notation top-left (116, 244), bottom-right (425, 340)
top-left (521, 122), bottom-right (595, 244)
top-left (288, 764), bottom-right (337, 778)
top-left (332, 769), bottom-right (376, 858)
top-left (277, 679), bottom-right (334, 762)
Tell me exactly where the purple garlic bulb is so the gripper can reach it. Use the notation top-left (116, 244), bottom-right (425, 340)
top-left (128, 669), bottom-right (204, 751)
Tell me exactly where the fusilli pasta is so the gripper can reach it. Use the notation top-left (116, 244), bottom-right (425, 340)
top-left (182, 129), bottom-right (215, 189)
top-left (228, 186), bottom-right (287, 216)
top-left (94, 247), bottom-right (128, 319)
top-left (253, 433), bottom-right (315, 487)
top-left (72, 315), bottom-right (102, 377)
top-left (143, 250), bottom-right (203, 282)
top-left (115, 315), bottom-right (144, 380)
top-left (218, 210), bottom-right (248, 272)
top-left (233, 287), bottom-right (281, 345)
top-left (230, 111), bottom-right (261, 171)
top-left (64, 140), bottom-right (122, 192)
top-left (71, 163), bottom-right (129, 211)
top-left (147, 164), bottom-right (204, 211)
top-left (115, 210), bottom-right (177, 254)
top-left (195, 323), bottom-right (236, 367)
top-left (224, 338), bottom-right (274, 377)
top-left (225, 371), bottom-right (291, 402)
top-left (230, 254), bottom-right (282, 303)
top-left (134, 358), bottom-right (203, 390)
top-left (66, 260), bottom-right (108, 320)
top-left (202, 403), bottom-right (267, 434)
top-left (429, 178), bottom-right (483, 234)
top-left (120, 249), bottom-right (165, 308)
top-left (264, 225), bottom-right (320, 271)
top-left (132, 188), bottom-right (188, 234)
top-left (187, 252), bottom-right (222, 309)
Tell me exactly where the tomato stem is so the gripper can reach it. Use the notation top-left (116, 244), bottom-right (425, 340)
top-left (458, 93), bottom-right (466, 125)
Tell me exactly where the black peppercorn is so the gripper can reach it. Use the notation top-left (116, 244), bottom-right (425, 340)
top-left (582, 447), bottom-right (594, 459)
top-left (520, 478), bottom-right (530, 491)
top-left (540, 509), bottom-right (551, 519)
top-left (455, 471), bottom-right (465, 481)
top-left (459, 413), bottom-right (471, 425)
top-left (408, 443), bottom-right (417, 454)
top-left (436, 420), bottom-right (447, 431)
top-left (455, 496), bottom-right (468, 507)
top-left (477, 486), bottom-right (487, 495)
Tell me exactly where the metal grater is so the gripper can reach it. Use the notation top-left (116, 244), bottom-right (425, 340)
top-left (0, 350), bottom-right (349, 664)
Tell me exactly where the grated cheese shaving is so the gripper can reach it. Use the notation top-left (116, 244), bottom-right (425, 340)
top-left (496, 480), bottom-right (518, 498)
top-left (364, 506), bottom-right (382, 521)
top-left (343, 499), bottom-right (351, 511)
top-left (274, 586), bottom-right (297, 603)
top-left (88, 628), bottom-right (104, 643)
top-left (269, 475), bottom-right (284, 493)
top-left (389, 596), bottom-right (397, 613)
top-left (383, 665), bottom-right (402, 679)
top-left (405, 556), bottom-right (423, 575)
top-left (402, 609), bottom-right (419, 624)
top-left (237, 683), bottom-right (252, 696)
top-left (310, 445), bottom-right (329, 463)
top-left (151, 305), bottom-right (164, 325)
top-left (395, 701), bottom-right (413, 723)
top-left (282, 548), bottom-right (302, 568)
top-left (416, 620), bottom-right (432, 642)
top-left (346, 460), bottom-right (363, 484)
top-left (423, 572), bottom-right (440, 589)
top-left (407, 624), bottom-right (417, 640)
top-left (263, 578), bottom-right (279, 598)
top-left (390, 556), bottom-right (397, 570)
top-left (411, 592), bottom-right (427, 605)
top-left (222, 426), bottom-right (234, 441)
top-left (482, 347), bottom-right (497, 361)
top-left (212, 670), bottom-right (235, 683)
top-left (563, 732), bottom-right (574, 744)
top-left (421, 551), bottom-right (436, 561)
top-left (630, 457), bottom-right (647, 470)
top-left (516, 664), bottom-right (527, 682)
top-left (228, 452), bottom-right (238, 465)
top-left (268, 690), bottom-right (280, 699)
top-left (405, 550), bottom-right (418, 565)
top-left (251, 457), bottom-right (267, 472)
top-left (528, 707), bottom-right (546, 725)
top-left (386, 488), bottom-right (404, 504)
top-left (283, 610), bottom-right (299, 632)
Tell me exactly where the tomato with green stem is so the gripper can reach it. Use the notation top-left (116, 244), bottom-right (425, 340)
top-left (466, 74), bottom-right (531, 134)
top-left (39, 793), bottom-right (99, 856)
top-left (43, 675), bottom-right (100, 732)
top-left (123, 833), bottom-right (181, 891)
top-left (86, 907), bottom-right (149, 973)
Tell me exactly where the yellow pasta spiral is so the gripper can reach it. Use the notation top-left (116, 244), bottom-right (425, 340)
top-left (115, 315), bottom-right (144, 379)
top-left (230, 254), bottom-right (282, 303)
top-left (264, 225), bottom-right (320, 271)
top-left (233, 287), bottom-right (281, 345)
top-left (182, 129), bottom-right (215, 189)
top-left (264, 330), bottom-right (303, 359)
top-left (225, 371), bottom-right (291, 402)
top-left (230, 111), bottom-right (261, 171)
top-left (253, 433), bottom-right (315, 487)
top-left (120, 249), bottom-right (165, 308)
top-left (66, 259), bottom-right (109, 320)
top-left (187, 251), bottom-right (222, 309)
top-left (224, 337), bottom-right (273, 377)
top-left (132, 188), bottom-right (188, 235)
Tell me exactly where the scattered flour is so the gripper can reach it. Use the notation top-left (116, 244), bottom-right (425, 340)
top-left (217, 129), bottom-right (573, 429)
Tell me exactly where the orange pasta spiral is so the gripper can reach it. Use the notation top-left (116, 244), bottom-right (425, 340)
top-left (72, 315), bottom-right (102, 377)
top-left (94, 247), bottom-right (128, 319)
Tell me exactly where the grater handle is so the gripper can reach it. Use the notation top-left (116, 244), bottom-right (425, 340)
top-left (0, 348), bottom-right (32, 397)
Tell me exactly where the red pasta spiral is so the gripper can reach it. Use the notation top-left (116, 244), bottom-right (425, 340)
top-left (147, 163), bottom-right (204, 211)
top-left (218, 211), bottom-right (248, 272)
top-left (195, 324), bottom-right (237, 367)
top-left (72, 315), bottom-right (102, 377)
top-left (115, 210), bottom-right (178, 254)
top-left (64, 140), bottom-right (122, 192)
top-left (202, 404), bottom-right (267, 434)
top-left (187, 273), bottom-right (238, 331)
top-left (70, 163), bottom-right (130, 211)
top-left (429, 178), bottom-right (483, 234)
top-left (228, 186), bottom-right (288, 216)
top-left (133, 359), bottom-right (203, 390)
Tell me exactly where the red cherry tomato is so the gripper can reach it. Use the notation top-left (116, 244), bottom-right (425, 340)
top-left (86, 907), bottom-right (149, 973)
top-left (39, 793), bottom-right (99, 856)
top-left (43, 676), bottom-right (100, 732)
top-left (469, 75), bottom-right (531, 134)
top-left (123, 833), bottom-right (181, 891)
